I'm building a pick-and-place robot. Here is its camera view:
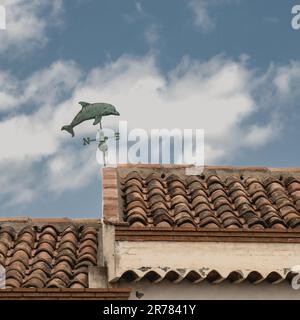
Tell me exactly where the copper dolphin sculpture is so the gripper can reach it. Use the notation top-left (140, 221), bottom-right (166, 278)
top-left (61, 101), bottom-right (120, 137)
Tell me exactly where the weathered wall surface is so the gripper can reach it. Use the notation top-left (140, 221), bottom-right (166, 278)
top-left (112, 240), bottom-right (300, 281)
top-left (100, 226), bottom-right (300, 299)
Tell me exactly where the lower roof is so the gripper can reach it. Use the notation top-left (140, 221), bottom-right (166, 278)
top-left (0, 218), bottom-right (99, 289)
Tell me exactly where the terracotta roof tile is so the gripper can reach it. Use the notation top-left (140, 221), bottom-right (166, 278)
top-left (0, 218), bottom-right (99, 289)
top-left (104, 165), bottom-right (300, 230)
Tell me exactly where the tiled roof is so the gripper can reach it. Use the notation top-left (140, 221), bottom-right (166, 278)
top-left (104, 165), bottom-right (300, 230)
top-left (0, 218), bottom-right (99, 289)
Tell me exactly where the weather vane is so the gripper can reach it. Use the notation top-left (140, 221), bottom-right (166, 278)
top-left (61, 101), bottom-right (120, 166)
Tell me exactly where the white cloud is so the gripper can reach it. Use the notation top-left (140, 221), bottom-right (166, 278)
top-left (145, 23), bottom-right (160, 46)
top-left (188, 0), bottom-right (215, 31)
top-left (24, 60), bottom-right (82, 105)
top-left (0, 0), bottom-right (63, 53)
top-left (135, 2), bottom-right (143, 14)
top-left (0, 54), bottom-right (297, 208)
top-left (0, 71), bottom-right (20, 109)
top-left (243, 124), bottom-right (275, 147)
top-left (0, 111), bottom-right (58, 160)
top-left (46, 146), bottom-right (97, 193)
top-left (188, 0), bottom-right (240, 32)
top-left (0, 159), bottom-right (37, 207)
top-left (0, 60), bottom-right (82, 164)
top-left (264, 16), bottom-right (279, 24)
top-left (273, 61), bottom-right (300, 95)
top-left (123, 1), bottom-right (146, 23)
top-left (0, 60), bottom-right (82, 112)
top-left (75, 54), bottom-right (255, 145)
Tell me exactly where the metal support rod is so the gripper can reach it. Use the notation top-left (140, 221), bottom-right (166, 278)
top-left (83, 119), bottom-right (118, 168)
top-left (99, 121), bottom-right (106, 167)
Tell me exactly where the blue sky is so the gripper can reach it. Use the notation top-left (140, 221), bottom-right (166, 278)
top-left (0, 0), bottom-right (300, 218)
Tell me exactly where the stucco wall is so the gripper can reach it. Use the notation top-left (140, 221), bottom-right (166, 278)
top-left (112, 240), bottom-right (300, 282)
top-left (100, 224), bottom-right (300, 299)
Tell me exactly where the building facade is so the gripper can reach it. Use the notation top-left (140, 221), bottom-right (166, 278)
top-left (1, 165), bottom-right (300, 299)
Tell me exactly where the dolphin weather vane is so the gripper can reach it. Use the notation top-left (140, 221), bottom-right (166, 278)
top-left (61, 101), bottom-right (120, 166)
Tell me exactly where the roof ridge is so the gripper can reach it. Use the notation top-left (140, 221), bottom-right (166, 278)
top-left (0, 217), bottom-right (100, 224)
top-left (110, 164), bottom-right (300, 171)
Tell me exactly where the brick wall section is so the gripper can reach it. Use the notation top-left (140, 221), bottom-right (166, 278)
top-left (102, 168), bottom-right (121, 223)
top-left (0, 288), bottom-right (131, 300)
